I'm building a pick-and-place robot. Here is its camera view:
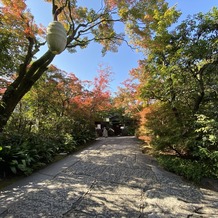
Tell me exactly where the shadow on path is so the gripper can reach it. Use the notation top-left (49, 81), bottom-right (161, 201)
top-left (0, 136), bottom-right (218, 217)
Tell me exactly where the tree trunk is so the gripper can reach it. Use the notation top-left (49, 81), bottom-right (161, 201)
top-left (0, 50), bottom-right (55, 133)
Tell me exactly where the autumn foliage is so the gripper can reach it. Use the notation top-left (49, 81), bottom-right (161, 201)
top-left (1, 0), bottom-right (217, 183)
top-left (119, 8), bottom-right (218, 181)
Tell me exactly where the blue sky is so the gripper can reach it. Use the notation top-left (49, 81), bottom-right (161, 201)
top-left (26, 0), bottom-right (217, 93)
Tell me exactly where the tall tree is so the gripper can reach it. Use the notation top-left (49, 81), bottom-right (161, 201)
top-left (139, 8), bottom-right (218, 118)
top-left (71, 64), bottom-right (113, 123)
top-left (10, 64), bottom-right (113, 134)
top-left (133, 8), bottom-right (218, 156)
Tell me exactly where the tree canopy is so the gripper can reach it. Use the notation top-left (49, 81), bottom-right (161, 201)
top-left (0, 1), bottom-right (217, 182)
top-left (117, 7), bottom-right (218, 181)
top-left (0, 0), bottom-right (179, 132)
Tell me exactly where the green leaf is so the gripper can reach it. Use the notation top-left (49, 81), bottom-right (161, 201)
top-left (10, 166), bottom-right (17, 174)
top-left (11, 159), bottom-right (18, 165)
top-left (21, 159), bottom-right (26, 167)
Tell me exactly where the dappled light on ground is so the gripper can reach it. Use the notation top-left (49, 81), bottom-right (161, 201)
top-left (0, 137), bottom-right (218, 217)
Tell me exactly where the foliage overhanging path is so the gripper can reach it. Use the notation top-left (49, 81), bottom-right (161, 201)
top-left (0, 0), bottom-right (180, 132)
top-left (0, 136), bottom-right (218, 217)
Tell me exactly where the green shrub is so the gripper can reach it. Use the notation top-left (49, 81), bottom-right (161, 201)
top-left (0, 135), bottom-right (36, 175)
top-left (157, 155), bottom-right (208, 183)
top-left (145, 103), bottom-right (195, 156)
top-left (193, 114), bottom-right (218, 178)
top-left (0, 125), bottom-right (95, 177)
top-left (0, 131), bottom-right (71, 177)
top-left (59, 133), bottom-right (76, 153)
top-left (145, 104), bottom-right (218, 182)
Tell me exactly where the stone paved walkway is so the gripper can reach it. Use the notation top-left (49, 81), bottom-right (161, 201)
top-left (0, 136), bottom-right (218, 217)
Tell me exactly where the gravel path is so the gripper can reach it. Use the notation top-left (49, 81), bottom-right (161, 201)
top-left (0, 136), bottom-right (218, 217)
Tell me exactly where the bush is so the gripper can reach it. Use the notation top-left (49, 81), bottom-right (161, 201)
top-left (70, 120), bottom-right (96, 145)
top-left (0, 133), bottom-right (37, 176)
top-left (193, 114), bottom-right (218, 179)
top-left (145, 105), bottom-right (218, 182)
top-left (145, 102), bottom-right (195, 156)
top-left (0, 119), bottom-right (98, 178)
top-left (157, 155), bottom-right (209, 183)
top-left (0, 131), bottom-right (77, 177)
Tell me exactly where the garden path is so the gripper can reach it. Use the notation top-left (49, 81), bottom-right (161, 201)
top-left (0, 136), bottom-right (218, 217)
